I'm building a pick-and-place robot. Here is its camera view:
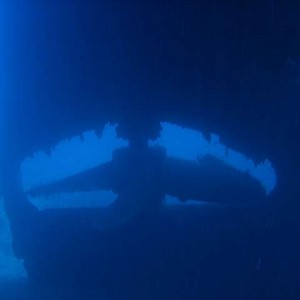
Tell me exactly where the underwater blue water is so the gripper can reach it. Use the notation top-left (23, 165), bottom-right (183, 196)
top-left (21, 122), bottom-right (276, 192)
top-left (0, 2), bottom-right (299, 299)
top-left (0, 122), bottom-right (277, 282)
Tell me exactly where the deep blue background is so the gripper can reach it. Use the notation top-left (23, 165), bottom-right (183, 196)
top-left (0, 1), bottom-right (299, 299)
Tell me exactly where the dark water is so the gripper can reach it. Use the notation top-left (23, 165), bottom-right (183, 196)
top-left (0, 1), bottom-right (299, 299)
